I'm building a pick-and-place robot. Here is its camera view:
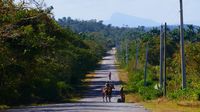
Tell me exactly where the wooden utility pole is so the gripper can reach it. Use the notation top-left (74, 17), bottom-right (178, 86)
top-left (144, 42), bottom-right (149, 86)
top-left (125, 40), bottom-right (128, 64)
top-left (160, 25), bottom-right (164, 89)
top-left (135, 40), bottom-right (139, 70)
top-left (117, 41), bottom-right (122, 60)
top-left (163, 23), bottom-right (167, 96)
top-left (179, 0), bottom-right (186, 89)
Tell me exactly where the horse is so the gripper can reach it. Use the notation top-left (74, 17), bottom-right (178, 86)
top-left (102, 84), bottom-right (115, 102)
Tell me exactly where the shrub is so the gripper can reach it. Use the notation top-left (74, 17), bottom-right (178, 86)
top-left (138, 86), bottom-right (162, 100)
top-left (168, 88), bottom-right (200, 101)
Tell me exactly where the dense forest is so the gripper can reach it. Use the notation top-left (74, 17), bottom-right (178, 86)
top-left (57, 17), bottom-right (147, 49)
top-left (0, 1), bottom-right (105, 105)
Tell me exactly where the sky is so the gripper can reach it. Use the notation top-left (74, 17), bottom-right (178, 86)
top-left (33, 0), bottom-right (200, 25)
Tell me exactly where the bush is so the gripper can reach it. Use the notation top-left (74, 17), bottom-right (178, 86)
top-left (126, 69), bottom-right (162, 100)
top-left (168, 88), bottom-right (200, 101)
top-left (138, 86), bottom-right (162, 100)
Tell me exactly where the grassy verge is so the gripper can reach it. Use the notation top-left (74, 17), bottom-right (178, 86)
top-left (0, 105), bottom-right (9, 110)
top-left (117, 67), bottom-right (200, 112)
top-left (117, 68), bottom-right (143, 103)
top-left (142, 99), bottom-right (200, 112)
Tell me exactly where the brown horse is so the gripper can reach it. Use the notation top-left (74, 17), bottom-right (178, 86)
top-left (102, 85), bottom-right (115, 102)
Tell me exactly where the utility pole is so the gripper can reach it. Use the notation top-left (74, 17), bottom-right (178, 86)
top-left (163, 23), bottom-right (167, 96)
top-left (135, 40), bottom-right (139, 70)
top-left (117, 41), bottom-right (122, 60)
top-left (179, 0), bottom-right (186, 89)
top-left (160, 25), bottom-right (164, 89)
top-left (116, 40), bottom-right (119, 52)
top-left (144, 42), bottom-right (149, 86)
top-left (125, 39), bottom-right (128, 64)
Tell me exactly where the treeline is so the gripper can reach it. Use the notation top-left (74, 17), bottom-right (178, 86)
top-left (57, 17), bottom-right (146, 49)
top-left (117, 24), bottom-right (200, 100)
top-left (57, 16), bottom-right (200, 101)
top-left (0, 1), bottom-right (104, 105)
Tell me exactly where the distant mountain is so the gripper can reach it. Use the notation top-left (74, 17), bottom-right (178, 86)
top-left (104, 13), bottom-right (159, 27)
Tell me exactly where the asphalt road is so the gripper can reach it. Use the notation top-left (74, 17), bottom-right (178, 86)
top-left (4, 49), bottom-right (149, 112)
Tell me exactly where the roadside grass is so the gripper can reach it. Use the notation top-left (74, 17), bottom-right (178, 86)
top-left (0, 105), bottom-right (9, 110)
top-left (117, 67), bottom-right (200, 112)
top-left (143, 99), bottom-right (200, 112)
top-left (117, 68), bottom-right (143, 103)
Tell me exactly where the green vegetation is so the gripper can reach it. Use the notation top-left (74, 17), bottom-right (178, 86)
top-left (52, 14), bottom-right (200, 102)
top-left (0, 1), bottom-right (104, 106)
top-left (116, 25), bottom-right (200, 101)
top-left (1, 0), bottom-right (200, 107)
top-left (57, 17), bottom-right (145, 50)
top-left (59, 15), bottom-right (200, 102)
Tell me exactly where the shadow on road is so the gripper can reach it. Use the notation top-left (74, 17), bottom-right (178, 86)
top-left (83, 80), bottom-right (122, 98)
top-left (4, 49), bottom-right (149, 112)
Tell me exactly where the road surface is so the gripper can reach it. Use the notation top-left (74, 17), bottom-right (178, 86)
top-left (5, 49), bottom-right (149, 112)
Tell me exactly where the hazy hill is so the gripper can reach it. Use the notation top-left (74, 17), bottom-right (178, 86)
top-left (104, 13), bottom-right (159, 27)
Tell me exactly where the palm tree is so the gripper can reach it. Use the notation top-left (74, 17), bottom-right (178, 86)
top-left (187, 24), bottom-right (195, 41)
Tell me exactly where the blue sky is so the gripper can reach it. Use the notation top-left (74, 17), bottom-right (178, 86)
top-left (23, 0), bottom-right (200, 25)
